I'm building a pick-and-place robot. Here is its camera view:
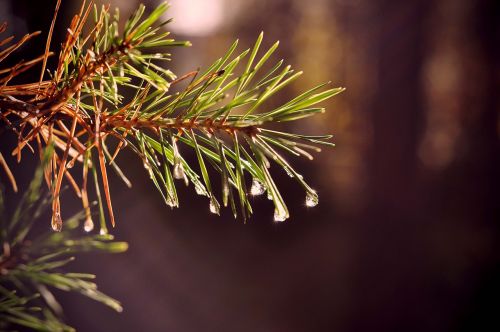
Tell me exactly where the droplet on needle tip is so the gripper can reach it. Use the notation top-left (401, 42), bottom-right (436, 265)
top-left (305, 191), bottom-right (319, 207)
top-left (250, 178), bottom-right (265, 196)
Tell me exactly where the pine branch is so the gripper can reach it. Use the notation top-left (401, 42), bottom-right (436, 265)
top-left (0, 1), bottom-right (343, 232)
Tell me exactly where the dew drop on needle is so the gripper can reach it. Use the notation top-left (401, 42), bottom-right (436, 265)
top-left (84, 218), bottom-right (94, 232)
top-left (305, 191), bottom-right (319, 207)
top-left (209, 197), bottom-right (220, 215)
top-left (250, 178), bottom-right (265, 196)
top-left (52, 212), bottom-right (63, 232)
top-left (273, 208), bottom-right (287, 222)
top-left (173, 162), bottom-right (185, 180)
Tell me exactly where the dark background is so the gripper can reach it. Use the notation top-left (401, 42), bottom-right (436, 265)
top-left (1, 0), bottom-right (499, 331)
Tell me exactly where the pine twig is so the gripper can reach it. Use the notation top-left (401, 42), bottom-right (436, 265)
top-left (0, 1), bottom-right (343, 232)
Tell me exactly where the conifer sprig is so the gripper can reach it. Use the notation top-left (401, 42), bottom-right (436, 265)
top-left (0, 1), bottom-right (343, 232)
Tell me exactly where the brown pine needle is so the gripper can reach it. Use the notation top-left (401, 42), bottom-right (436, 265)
top-left (53, 150), bottom-right (82, 198)
top-left (38, 0), bottom-right (61, 96)
top-left (0, 152), bottom-right (18, 192)
top-left (97, 137), bottom-right (115, 227)
top-left (52, 93), bottom-right (81, 222)
top-left (0, 53), bottom-right (53, 83)
top-left (0, 31), bottom-right (41, 63)
top-left (0, 35), bottom-right (14, 48)
top-left (81, 151), bottom-right (91, 227)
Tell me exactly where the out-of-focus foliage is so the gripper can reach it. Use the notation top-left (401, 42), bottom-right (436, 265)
top-left (0, 154), bottom-right (127, 331)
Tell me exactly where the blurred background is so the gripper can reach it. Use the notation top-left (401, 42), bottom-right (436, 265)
top-left (1, 0), bottom-right (499, 331)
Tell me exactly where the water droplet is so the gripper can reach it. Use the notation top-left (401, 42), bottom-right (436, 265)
top-left (171, 137), bottom-right (185, 180)
top-left (166, 196), bottom-right (176, 208)
top-left (66, 159), bottom-right (75, 169)
top-left (99, 228), bottom-right (108, 235)
top-left (84, 218), bottom-right (94, 232)
top-left (209, 197), bottom-right (220, 215)
top-left (284, 167), bottom-right (294, 178)
top-left (305, 191), bottom-right (319, 207)
top-left (250, 178), bottom-right (266, 196)
top-left (52, 212), bottom-right (62, 232)
top-left (173, 162), bottom-right (185, 179)
top-left (273, 208), bottom-right (288, 222)
top-left (194, 182), bottom-right (206, 196)
top-left (143, 161), bottom-right (151, 171)
top-left (267, 192), bottom-right (273, 200)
